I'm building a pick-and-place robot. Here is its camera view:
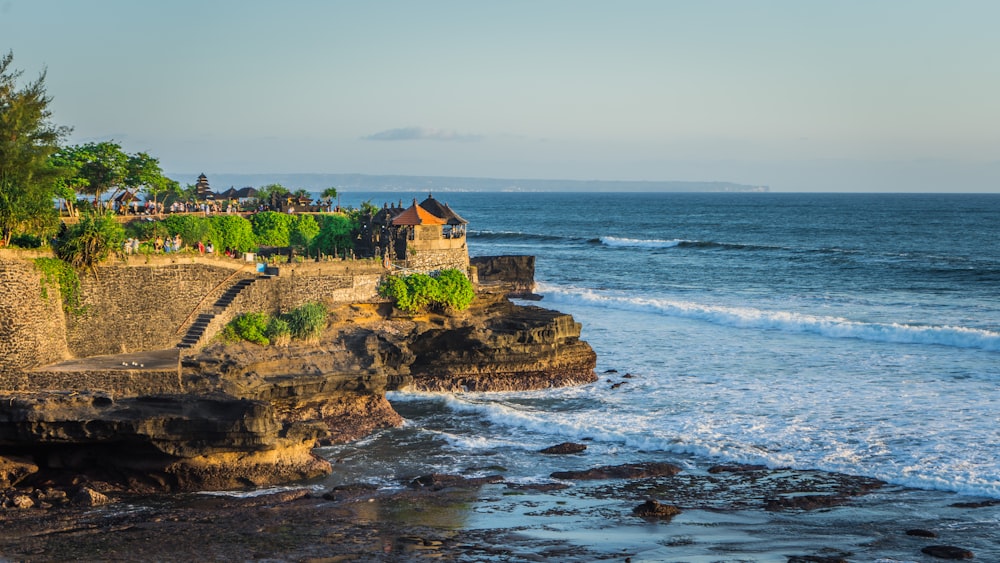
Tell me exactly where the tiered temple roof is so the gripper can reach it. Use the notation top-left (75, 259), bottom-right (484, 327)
top-left (419, 194), bottom-right (468, 225)
top-left (391, 199), bottom-right (447, 226)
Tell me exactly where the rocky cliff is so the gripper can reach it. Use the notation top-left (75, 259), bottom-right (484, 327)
top-left (0, 292), bottom-right (596, 493)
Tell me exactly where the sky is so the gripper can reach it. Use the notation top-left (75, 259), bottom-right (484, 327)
top-left (2, 0), bottom-right (999, 192)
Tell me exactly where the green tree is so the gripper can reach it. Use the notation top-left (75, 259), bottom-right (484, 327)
top-left (56, 141), bottom-right (129, 209)
top-left (290, 214), bottom-right (320, 249)
top-left (257, 183), bottom-right (290, 209)
top-left (311, 213), bottom-right (357, 256)
top-left (251, 210), bottom-right (293, 246)
top-left (127, 151), bottom-right (178, 209)
top-left (209, 215), bottom-right (256, 253)
top-left (0, 51), bottom-right (69, 245)
top-left (320, 187), bottom-right (338, 209)
top-left (162, 214), bottom-right (211, 247)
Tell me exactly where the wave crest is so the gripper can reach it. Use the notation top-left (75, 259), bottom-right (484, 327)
top-left (599, 236), bottom-right (686, 249)
top-left (538, 285), bottom-right (1000, 352)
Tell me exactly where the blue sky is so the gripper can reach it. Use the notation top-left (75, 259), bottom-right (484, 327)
top-left (3, 0), bottom-right (999, 191)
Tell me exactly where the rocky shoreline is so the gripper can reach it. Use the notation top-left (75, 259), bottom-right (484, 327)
top-left (0, 454), bottom-right (992, 561)
top-left (0, 292), bottom-right (596, 496)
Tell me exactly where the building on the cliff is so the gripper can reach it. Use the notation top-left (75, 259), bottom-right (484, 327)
top-left (356, 194), bottom-right (469, 272)
top-left (194, 174), bottom-right (213, 200)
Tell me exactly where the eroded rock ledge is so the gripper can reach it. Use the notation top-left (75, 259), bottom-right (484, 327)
top-left (0, 293), bottom-right (596, 494)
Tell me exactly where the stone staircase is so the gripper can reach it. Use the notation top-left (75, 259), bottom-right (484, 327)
top-left (177, 277), bottom-right (259, 349)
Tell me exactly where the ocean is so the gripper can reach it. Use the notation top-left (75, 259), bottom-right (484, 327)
top-left (315, 191), bottom-right (999, 558)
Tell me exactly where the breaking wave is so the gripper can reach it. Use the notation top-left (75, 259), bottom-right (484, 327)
top-left (538, 284), bottom-right (1000, 352)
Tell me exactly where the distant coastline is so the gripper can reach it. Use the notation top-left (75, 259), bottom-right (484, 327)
top-left (168, 172), bottom-right (769, 193)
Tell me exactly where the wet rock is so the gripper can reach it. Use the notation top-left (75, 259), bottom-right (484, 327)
top-left (539, 442), bottom-right (587, 455)
top-left (551, 462), bottom-right (682, 481)
top-left (906, 528), bottom-right (938, 538)
top-left (0, 456), bottom-right (39, 488)
top-left (71, 486), bottom-right (111, 507)
top-left (622, 373), bottom-right (634, 378)
top-left (764, 494), bottom-right (846, 511)
top-left (36, 488), bottom-right (69, 506)
top-left (505, 482), bottom-right (570, 492)
top-left (632, 499), bottom-right (681, 519)
top-left (5, 491), bottom-right (36, 509)
top-left (950, 499), bottom-right (1000, 508)
top-left (408, 473), bottom-right (504, 490)
top-left (610, 381), bottom-right (627, 389)
top-left (707, 464), bottom-right (768, 474)
top-left (921, 545), bottom-right (975, 559)
top-left (323, 483), bottom-right (379, 500)
top-left (786, 556), bottom-right (849, 563)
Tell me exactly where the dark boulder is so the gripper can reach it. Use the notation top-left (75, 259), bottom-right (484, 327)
top-left (632, 499), bottom-right (681, 520)
top-left (551, 462), bottom-right (682, 481)
top-left (539, 442), bottom-right (587, 455)
top-left (906, 528), bottom-right (938, 538)
top-left (708, 464), bottom-right (767, 474)
top-left (408, 473), bottom-right (504, 491)
top-left (921, 545), bottom-right (975, 559)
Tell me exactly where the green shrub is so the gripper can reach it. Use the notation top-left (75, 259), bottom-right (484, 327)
top-left (251, 211), bottom-right (294, 247)
top-left (53, 211), bottom-right (126, 273)
top-left (209, 215), bottom-right (256, 253)
top-left (403, 273), bottom-right (439, 312)
top-left (265, 316), bottom-right (291, 346)
top-left (290, 214), bottom-right (320, 250)
top-left (162, 214), bottom-right (212, 248)
top-left (224, 312), bottom-right (271, 345)
top-left (379, 269), bottom-right (474, 313)
top-left (378, 275), bottom-right (412, 311)
top-left (124, 219), bottom-right (168, 241)
top-left (285, 302), bottom-right (327, 342)
top-left (10, 233), bottom-right (43, 248)
top-left (435, 268), bottom-right (476, 311)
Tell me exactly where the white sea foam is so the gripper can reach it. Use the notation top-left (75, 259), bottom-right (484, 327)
top-left (600, 236), bottom-right (685, 248)
top-left (536, 283), bottom-right (1000, 352)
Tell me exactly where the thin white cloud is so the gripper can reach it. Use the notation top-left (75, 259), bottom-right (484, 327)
top-left (362, 127), bottom-right (483, 142)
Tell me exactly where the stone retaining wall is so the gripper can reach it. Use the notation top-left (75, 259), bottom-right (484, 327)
top-left (65, 263), bottom-right (242, 357)
top-left (0, 259), bottom-right (70, 376)
top-left (0, 369), bottom-right (183, 395)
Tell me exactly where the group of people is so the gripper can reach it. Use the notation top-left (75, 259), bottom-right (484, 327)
top-left (122, 234), bottom-right (216, 256)
top-left (169, 200), bottom-right (242, 215)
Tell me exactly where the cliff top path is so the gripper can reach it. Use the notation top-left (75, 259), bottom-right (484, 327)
top-left (36, 349), bottom-right (180, 372)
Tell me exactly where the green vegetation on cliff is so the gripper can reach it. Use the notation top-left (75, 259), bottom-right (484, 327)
top-left (223, 302), bottom-right (329, 346)
top-left (33, 257), bottom-right (83, 314)
top-left (379, 269), bottom-right (475, 313)
top-left (53, 211), bottom-right (125, 274)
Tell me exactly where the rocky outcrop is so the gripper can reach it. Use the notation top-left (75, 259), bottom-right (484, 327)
top-left (387, 296), bottom-right (597, 392)
top-left (0, 291), bottom-right (596, 493)
top-left (471, 255), bottom-right (539, 299)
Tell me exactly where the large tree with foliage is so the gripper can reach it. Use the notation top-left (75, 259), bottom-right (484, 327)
top-left (0, 51), bottom-right (69, 245)
top-left (127, 151), bottom-right (178, 208)
top-left (54, 141), bottom-right (129, 208)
